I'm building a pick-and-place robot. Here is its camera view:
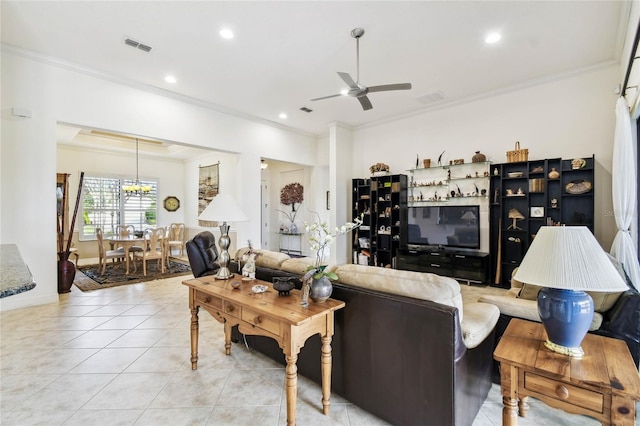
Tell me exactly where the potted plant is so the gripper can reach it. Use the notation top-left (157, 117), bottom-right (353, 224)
top-left (301, 213), bottom-right (363, 305)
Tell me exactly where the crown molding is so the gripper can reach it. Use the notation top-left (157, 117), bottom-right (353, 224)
top-left (354, 60), bottom-right (619, 132)
top-left (1, 43), bottom-right (316, 139)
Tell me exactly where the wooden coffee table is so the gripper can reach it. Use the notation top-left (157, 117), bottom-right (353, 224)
top-left (183, 276), bottom-right (345, 426)
top-left (494, 318), bottom-right (640, 425)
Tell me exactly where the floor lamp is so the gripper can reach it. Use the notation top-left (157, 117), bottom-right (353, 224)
top-left (198, 193), bottom-right (248, 279)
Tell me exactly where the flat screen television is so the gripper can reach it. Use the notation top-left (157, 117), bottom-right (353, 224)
top-left (406, 205), bottom-right (480, 250)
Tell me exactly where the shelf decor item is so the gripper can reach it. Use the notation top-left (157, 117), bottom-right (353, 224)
top-left (513, 226), bottom-right (628, 357)
top-left (370, 162), bottom-right (390, 176)
top-left (565, 179), bottom-right (592, 195)
top-left (507, 208), bottom-right (524, 230)
top-left (506, 141), bottom-right (529, 163)
top-left (548, 167), bottom-right (560, 179)
top-left (530, 206), bottom-right (545, 217)
top-left (571, 158), bottom-right (587, 169)
top-left (472, 151), bottom-right (487, 163)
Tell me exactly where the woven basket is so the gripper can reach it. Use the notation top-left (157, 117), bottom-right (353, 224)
top-left (506, 141), bottom-right (529, 163)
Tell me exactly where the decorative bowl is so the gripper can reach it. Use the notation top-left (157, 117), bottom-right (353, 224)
top-left (251, 284), bottom-right (268, 293)
top-left (507, 172), bottom-right (523, 178)
top-left (272, 277), bottom-right (295, 296)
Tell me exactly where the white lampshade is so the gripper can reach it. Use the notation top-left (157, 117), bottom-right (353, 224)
top-left (514, 226), bottom-right (628, 292)
top-left (198, 193), bottom-right (248, 223)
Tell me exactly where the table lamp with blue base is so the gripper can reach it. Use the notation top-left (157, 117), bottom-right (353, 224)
top-left (514, 226), bottom-right (628, 358)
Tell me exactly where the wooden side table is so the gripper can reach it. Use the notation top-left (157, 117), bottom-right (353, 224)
top-left (494, 318), bottom-right (640, 425)
top-left (183, 276), bottom-right (345, 426)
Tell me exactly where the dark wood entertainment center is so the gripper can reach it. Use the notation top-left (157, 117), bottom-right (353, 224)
top-left (352, 156), bottom-right (594, 288)
top-left (396, 248), bottom-right (491, 285)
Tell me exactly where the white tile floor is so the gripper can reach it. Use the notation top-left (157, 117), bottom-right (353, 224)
top-left (1, 270), bottom-right (637, 425)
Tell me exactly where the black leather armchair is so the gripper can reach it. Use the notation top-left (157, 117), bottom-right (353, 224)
top-left (185, 231), bottom-right (219, 278)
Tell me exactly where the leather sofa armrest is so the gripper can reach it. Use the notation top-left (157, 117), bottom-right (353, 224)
top-left (594, 289), bottom-right (640, 367)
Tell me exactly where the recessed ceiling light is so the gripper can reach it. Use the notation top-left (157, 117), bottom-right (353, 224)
top-left (279, 113), bottom-right (288, 119)
top-left (340, 89), bottom-right (349, 96)
top-left (219, 28), bottom-right (234, 39)
top-left (485, 32), bottom-right (501, 44)
top-left (164, 75), bottom-right (177, 84)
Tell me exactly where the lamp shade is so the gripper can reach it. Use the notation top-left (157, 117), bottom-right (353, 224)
top-left (198, 193), bottom-right (248, 223)
top-left (514, 226), bottom-right (628, 292)
top-left (514, 226), bottom-right (627, 292)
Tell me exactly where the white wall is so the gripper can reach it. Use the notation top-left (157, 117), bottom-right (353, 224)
top-left (352, 65), bottom-right (621, 249)
top-left (0, 51), bottom-right (317, 311)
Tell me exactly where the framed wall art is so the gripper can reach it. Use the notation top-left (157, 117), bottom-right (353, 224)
top-left (198, 162), bottom-right (219, 225)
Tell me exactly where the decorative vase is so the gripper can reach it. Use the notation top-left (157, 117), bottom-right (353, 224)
top-left (472, 151), bottom-right (486, 163)
top-left (57, 251), bottom-right (76, 294)
top-left (273, 277), bottom-right (295, 296)
top-left (289, 222), bottom-right (297, 233)
top-left (309, 276), bottom-right (333, 303)
top-left (548, 168), bottom-right (560, 179)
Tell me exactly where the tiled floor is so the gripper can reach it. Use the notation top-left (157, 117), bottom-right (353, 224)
top-left (1, 268), bottom-right (637, 425)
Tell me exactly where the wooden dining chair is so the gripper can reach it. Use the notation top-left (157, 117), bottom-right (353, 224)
top-left (96, 228), bottom-right (126, 275)
top-left (115, 224), bottom-right (136, 237)
top-left (132, 227), bottom-right (165, 276)
top-left (166, 222), bottom-right (186, 257)
top-left (114, 224), bottom-right (144, 272)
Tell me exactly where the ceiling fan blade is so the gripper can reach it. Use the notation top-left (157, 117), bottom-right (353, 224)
top-left (311, 93), bottom-right (342, 101)
top-left (358, 96), bottom-right (373, 111)
top-left (337, 72), bottom-right (359, 90)
top-left (367, 83), bottom-right (412, 93)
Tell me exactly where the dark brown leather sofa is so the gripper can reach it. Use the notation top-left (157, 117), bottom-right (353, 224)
top-left (233, 263), bottom-right (494, 426)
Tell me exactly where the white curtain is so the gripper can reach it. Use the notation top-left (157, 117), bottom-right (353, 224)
top-left (611, 97), bottom-right (640, 290)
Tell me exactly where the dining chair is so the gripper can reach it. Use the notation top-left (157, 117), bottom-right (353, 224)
top-left (166, 222), bottom-right (186, 257)
top-left (114, 224), bottom-right (143, 271)
top-left (132, 227), bottom-right (165, 276)
top-left (115, 224), bottom-right (136, 237)
top-left (96, 228), bottom-right (126, 275)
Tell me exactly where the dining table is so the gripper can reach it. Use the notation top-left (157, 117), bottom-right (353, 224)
top-left (107, 235), bottom-right (145, 275)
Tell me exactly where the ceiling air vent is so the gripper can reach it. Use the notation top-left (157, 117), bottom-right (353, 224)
top-left (123, 37), bottom-right (152, 53)
top-left (299, 107), bottom-right (313, 113)
top-left (417, 91), bottom-right (445, 105)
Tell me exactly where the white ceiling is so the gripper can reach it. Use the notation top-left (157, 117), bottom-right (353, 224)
top-left (1, 1), bottom-right (629, 139)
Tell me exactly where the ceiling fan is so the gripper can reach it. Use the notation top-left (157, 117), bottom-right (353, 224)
top-left (311, 28), bottom-right (412, 111)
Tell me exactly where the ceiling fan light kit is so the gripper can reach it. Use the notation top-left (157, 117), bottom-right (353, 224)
top-left (311, 27), bottom-right (412, 111)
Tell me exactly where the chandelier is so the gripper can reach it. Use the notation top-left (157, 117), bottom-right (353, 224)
top-left (122, 138), bottom-right (152, 196)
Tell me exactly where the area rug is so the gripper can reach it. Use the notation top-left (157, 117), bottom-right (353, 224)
top-left (75, 260), bottom-right (193, 292)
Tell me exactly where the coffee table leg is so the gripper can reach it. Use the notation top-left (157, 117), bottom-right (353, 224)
top-left (285, 354), bottom-right (298, 426)
top-left (503, 396), bottom-right (518, 426)
top-left (190, 306), bottom-right (199, 370)
top-left (224, 322), bottom-right (232, 356)
top-left (321, 335), bottom-right (332, 415)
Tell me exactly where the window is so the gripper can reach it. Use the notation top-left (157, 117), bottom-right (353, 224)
top-left (80, 175), bottom-right (157, 240)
